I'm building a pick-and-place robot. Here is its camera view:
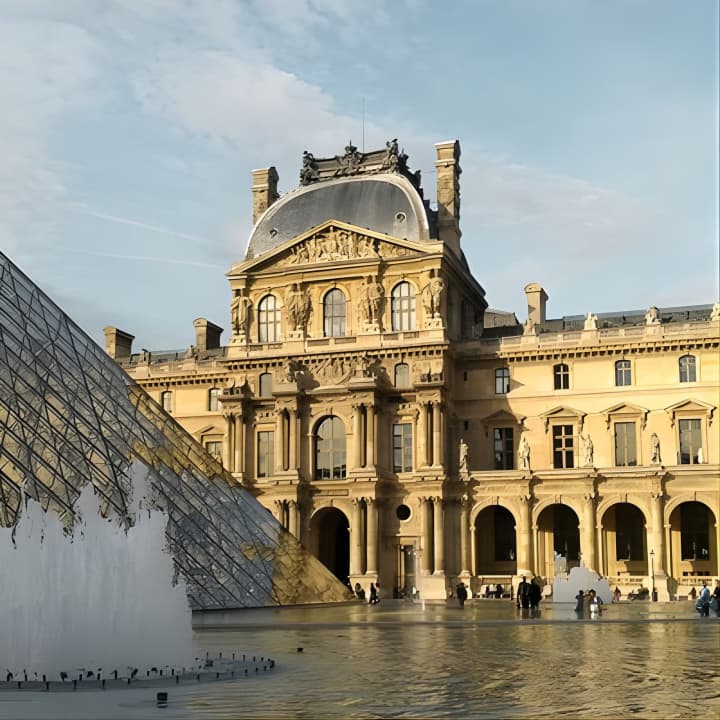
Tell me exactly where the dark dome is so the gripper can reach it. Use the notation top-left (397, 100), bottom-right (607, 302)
top-left (246, 174), bottom-right (431, 259)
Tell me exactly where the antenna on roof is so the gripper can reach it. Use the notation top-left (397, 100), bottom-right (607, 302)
top-left (361, 97), bottom-right (365, 153)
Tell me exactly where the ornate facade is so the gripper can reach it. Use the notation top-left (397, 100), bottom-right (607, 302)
top-left (106, 140), bottom-right (720, 601)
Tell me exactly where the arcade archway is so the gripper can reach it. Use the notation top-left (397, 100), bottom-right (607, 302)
top-left (309, 507), bottom-right (350, 585)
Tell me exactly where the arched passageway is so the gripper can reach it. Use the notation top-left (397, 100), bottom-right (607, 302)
top-left (668, 501), bottom-right (718, 583)
top-left (601, 503), bottom-right (647, 578)
top-left (536, 504), bottom-right (580, 579)
top-left (473, 506), bottom-right (517, 576)
top-left (310, 507), bottom-right (350, 585)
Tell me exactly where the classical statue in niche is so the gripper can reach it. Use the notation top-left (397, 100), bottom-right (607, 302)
top-left (518, 435), bottom-right (531, 470)
top-left (459, 438), bottom-right (469, 475)
top-left (286, 283), bottom-right (311, 332)
top-left (584, 313), bottom-right (598, 330)
top-left (650, 433), bottom-right (661, 464)
top-left (581, 434), bottom-right (594, 467)
top-left (422, 271), bottom-right (445, 318)
top-left (645, 306), bottom-right (660, 325)
top-left (231, 289), bottom-right (252, 335)
top-left (360, 275), bottom-right (384, 325)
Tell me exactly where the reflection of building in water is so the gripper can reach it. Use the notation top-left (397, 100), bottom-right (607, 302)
top-left (107, 139), bottom-right (720, 601)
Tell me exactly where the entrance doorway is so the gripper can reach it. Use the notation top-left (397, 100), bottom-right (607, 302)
top-left (310, 508), bottom-right (350, 585)
top-left (396, 544), bottom-right (416, 598)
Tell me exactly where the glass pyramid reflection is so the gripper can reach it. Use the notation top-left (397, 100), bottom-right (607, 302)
top-left (0, 251), bottom-right (351, 609)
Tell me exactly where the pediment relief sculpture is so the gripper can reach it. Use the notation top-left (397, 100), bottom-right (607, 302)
top-left (278, 225), bottom-right (417, 267)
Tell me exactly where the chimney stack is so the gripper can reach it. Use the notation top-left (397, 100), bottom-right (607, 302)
top-left (434, 140), bottom-right (462, 253)
top-left (193, 318), bottom-right (223, 352)
top-left (251, 167), bottom-right (279, 225)
top-left (103, 327), bottom-right (134, 360)
top-left (524, 283), bottom-right (548, 325)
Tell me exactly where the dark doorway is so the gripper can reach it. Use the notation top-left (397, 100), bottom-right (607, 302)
top-left (312, 508), bottom-right (350, 585)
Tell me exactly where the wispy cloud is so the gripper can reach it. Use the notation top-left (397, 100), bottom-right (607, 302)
top-left (53, 246), bottom-right (224, 269)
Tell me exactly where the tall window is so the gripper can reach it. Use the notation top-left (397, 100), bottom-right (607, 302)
top-left (315, 416), bottom-right (346, 480)
top-left (614, 422), bottom-right (637, 466)
top-left (680, 502), bottom-right (710, 560)
top-left (205, 440), bottom-right (222, 461)
top-left (495, 367), bottom-right (510, 394)
top-left (259, 372), bottom-right (273, 397)
top-left (493, 427), bottom-right (514, 470)
top-left (552, 425), bottom-right (574, 468)
top-left (161, 390), bottom-right (173, 413)
top-left (679, 355), bottom-right (696, 383)
top-left (678, 418), bottom-right (702, 464)
top-left (391, 282), bottom-right (416, 331)
top-left (258, 294), bottom-right (280, 342)
top-left (553, 363), bottom-right (570, 390)
top-left (615, 360), bottom-right (631, 387)
top-left (323, 289), bottom-right (346, 337)
top-left (208, 387), bottom-right (220, 411)
top-left (257, 430), bottom-right (275, 478)
top-left (394, 362), bottom-right (410, 388)
top-left (392, 423), bottom-right (413, 472)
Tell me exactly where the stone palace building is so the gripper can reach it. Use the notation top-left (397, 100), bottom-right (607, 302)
top-left (105, 139), bottom-right (720, 601)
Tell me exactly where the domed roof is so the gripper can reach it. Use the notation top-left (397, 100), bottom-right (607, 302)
top-left (246, 172), bottom-right (433, 259)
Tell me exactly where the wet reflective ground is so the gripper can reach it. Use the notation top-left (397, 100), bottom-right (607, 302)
top-left (2, 600), bottom-right (718, 719)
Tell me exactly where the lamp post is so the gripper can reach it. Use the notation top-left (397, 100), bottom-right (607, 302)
top-left (649, 549), bottom-right (657, 602)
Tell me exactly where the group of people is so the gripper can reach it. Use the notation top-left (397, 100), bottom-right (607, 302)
top-left (516, 576), bottom-right (543, 612)
top-left (354, 582), bottom-right (380, 605)
top-left (575, 588), bottom-right (604, 615)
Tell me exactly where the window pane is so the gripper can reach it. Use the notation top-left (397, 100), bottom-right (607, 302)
top-left (259, 373), bottom-right (272, 397)
top-left (323, 289), bottom-right (346, 337)
top-left (393, 423), bottom-right (413, 472)
top-left (205, 441), bottom-right (222, 461)
top-left (208, 388), bottom-right (220, 411)
top-left (161, 391), bottom-right (172, 412)
top-left (614, 422), bottom-right (637, 466)
top-left (315, 416), bottom-right (346, 479)
top-left (257, 430), bottom-right (274, 477)
top-left (495, 368), bottom-right (510, 394)
top-left (552, 424), bottom-right (574, 468)
top-left (391, 282), bottom-right (415, 331)
top-left (493, 427), bottom-right (514, 469)
top-left (679, 355), bottom-right (696, 383)
top-left (553, 363), bottom-right (569, 390)
top-left (615, 360), bottom-right (631, 387)
top-left (394, 363), bottom-right (409, 387)
top-left (679, 418), bottom-right (702, 464)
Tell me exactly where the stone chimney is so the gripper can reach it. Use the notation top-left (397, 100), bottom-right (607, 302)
top-left (251, 166), bottom-right (279, 225)
top-left (524, 283), bottom-right (548, 325)
top-left (103, 326), bottom-right (134, 360)
top-left (193, 318), bottom-right (223, 352)
top-left (434, 140), bottom-right (462, 253)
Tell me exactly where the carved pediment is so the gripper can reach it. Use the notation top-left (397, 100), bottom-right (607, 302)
top-left (479, 409), bottom-right (526, 436)
top-left (231, 220), bottom-right (427, 276)
top-left (539, 405), bottom-right (586, 432)
top-left (602, 402), bottom-right (649, 430)
top-left (665, 399), bottom-right (716, 426)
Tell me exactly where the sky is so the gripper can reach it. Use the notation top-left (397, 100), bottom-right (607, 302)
top-left (1, 0), bottom-right (718, 351)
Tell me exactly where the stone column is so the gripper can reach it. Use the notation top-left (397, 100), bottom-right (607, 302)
top-left (470, 524), bottom-right (477, 577)
top-left (352, 404), bottom-right (362, 469)
top-left (459, 498), bottom-right (470, 576)
top-left (417, 404), bottom-right (427, 467)
top-left (432, 402), bottom-right (441, 467)
top-left (516, 494), bottom-right (533, 577)
top-left (234, 412), bottom-right (245, 475)
top-left (367, 404), bottom-right (376, 468)
top-left (274, 410), bottom-right (284, 474)
top-left (366, 498), bottom-right (378, 575)
top-left (223, 411), bottom-right (235, 470)
top-left (289, 409), bottom-right (299, 470)
top-left (288, 500), bottom-right (299, 538)
top-left (581, 493), bottom-right (597, 572)
top-left (350, 498), bottom-right (363, 576)
top-left (421, 498), bottom-right (433, 574)
top-left (433, 496), bottom-right (445, 574)
top-left (650, 491), bottom-right (666, 575)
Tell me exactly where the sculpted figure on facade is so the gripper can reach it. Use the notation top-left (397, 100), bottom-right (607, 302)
top-left (286, 283), bottom-right (311, 333)
top-left (581, 434), bottom-right (594, 467)
top-left (422, 271), bottom-right (445, 318)
top-left (383, 138), bottom-right (399, 171)
top-left (299, 150), bottom-right (318, 185)
top-left (584, 313), bottom-right (598, 331)
top-left (650, 432), bottom-right (661, 464)
top-left (523, 317), bottom-right (536, 336)
top-left (518, 434), bottom-right (531, 470)
top-left (645, 306), bottom-right (660, 325)
top-left (360, 275), bottom-right (384, 326)
top-left (711, 302), bottom-right (720, 321)
top-left (231, 289), bottom-right (252, 336)
top-left (459, 438), bottom-right (469, 476)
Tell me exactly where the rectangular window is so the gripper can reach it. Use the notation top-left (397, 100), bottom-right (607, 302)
top-left (678, 419), bottom-right (702, 464)
top-left (205, 440), bottom-right (222, 461)
top-left (493, 427), bottom-right (514, 470)
top-left (392, 423), bottom-right (413, 473)
top-left (257, 430), bottom-right (275, 477)
top-left (552, 425), bottom-right (574, 468)
top-left (615, 360), bottom-right (631, 387)
top-left (495, 368), bottom-right (510, 394)
top-left (161, 391), bottom-right (173, 413)
top-left (614, 422), bottom-right (637, 466)
top-left (208, 388), bottom-right (220, 411)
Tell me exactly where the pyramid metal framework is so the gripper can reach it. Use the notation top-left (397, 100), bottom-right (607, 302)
top-left (0, 251), bottom-right (350, 609)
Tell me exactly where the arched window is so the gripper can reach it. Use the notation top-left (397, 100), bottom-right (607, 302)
top-left (258, 294), bottom-right (280, 343)
top-left (394, 362), bottom-right (410, 388)
top-left (615, 360), bottom-right (631, 387)
top-left (315, 416), bottom-right (346, 480)
top-left (259, 372), bottom-right (273, 397)
top-left (679, 354), bottom-right (696, 383)
top-left (208, 387), bottom-right (220, 411)
top-left (161, 390), bottom-right (173, 413)
top-left (553, 362), bottom-right (570, 390)
top-left (391, 281), bottom-right (416, 331)
top-left (323, 289), bottom-right (346, 337)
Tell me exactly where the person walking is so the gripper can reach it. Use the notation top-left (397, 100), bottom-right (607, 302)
top-left (530, 577), bottom-right (542, 612)
top-left (369, 583), bottom-right (379, 605)
top-left (575, 589), bottom-right (585, 615)
top-left (697, 583), bottom-right (711, 617)
top-left (456, 582), bottom-right (468, 609)
top-left (517, 576), bottom-right (531, 609)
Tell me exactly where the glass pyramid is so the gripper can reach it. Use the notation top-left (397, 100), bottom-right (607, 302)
top-left (0, 251), bottom-right (351, 609)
